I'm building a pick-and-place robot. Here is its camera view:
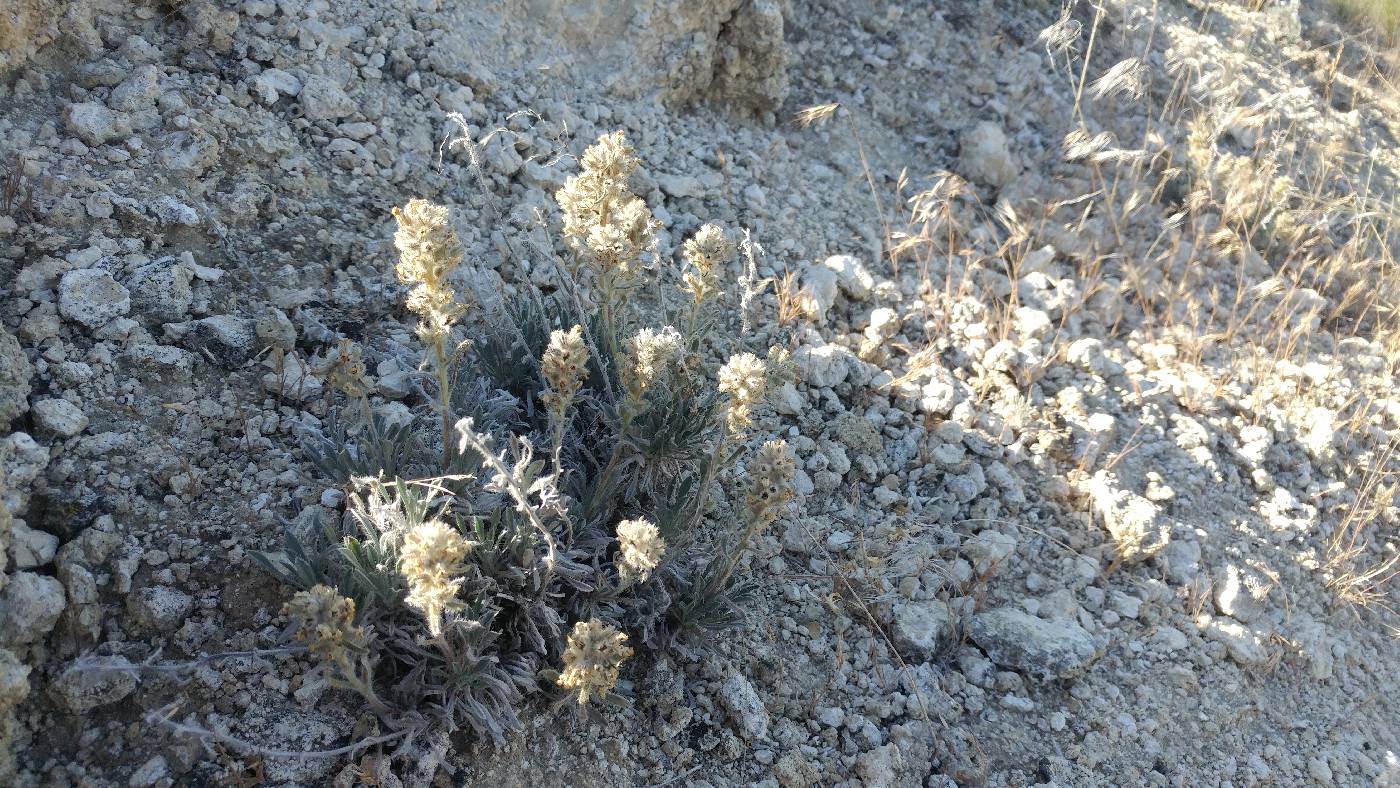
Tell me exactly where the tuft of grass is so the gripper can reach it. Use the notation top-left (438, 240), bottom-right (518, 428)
top-left (874, 0), bottom-right (1400, 620)
top-left (1332, 0), bottom-right (1400, 35)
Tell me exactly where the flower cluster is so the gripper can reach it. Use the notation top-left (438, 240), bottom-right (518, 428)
top-left (621, 326), bottom-right (682, 403)
top-left (615, 517), bottom-right (665, 584)
top-left (319, 339), bottom-right (370, 399)
top-left (717, 346), bottom-right (796, 431)
top-left (555, 131), bottom-right (657, 282)
top-left (284, 584), bottom-right (370, 666)
top-left (744, 439), bottom-right (796, 527)
top-left (557, 619), bottom-right (634, 704)
top-left (717, 352), bottom-right (770, 431)
top-left (399, 520), bottom-right (475, 636)
top-left (392, 198), bottom-right (465, 340)
top-left (541, 325), bottom-right (590, 421)
top-left (681, 223), bottom-right (735, 305)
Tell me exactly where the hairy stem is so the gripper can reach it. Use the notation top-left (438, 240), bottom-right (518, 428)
top-left (432, 332), bottom-right (454, 471)
top-left (148, 703), bottom-right (408, 760)
top-left (686, 424), bottom-right (735, 534)
top-left (455, 419), bottom-right (559, 575)
top-left (710, 512), bottom-right (768, 595)
top-left (585, 399), bottom-right (639, 522)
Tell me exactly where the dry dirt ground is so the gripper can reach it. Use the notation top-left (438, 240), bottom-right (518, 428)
top-left (2, 0), bottom-right (1400, 785)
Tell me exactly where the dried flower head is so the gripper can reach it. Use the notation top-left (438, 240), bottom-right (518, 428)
top-left (399, 519), bottom-right (475, 636)
top-left (718, 352), bottom-right (770, 431)
top-left (392, 199), bottom-right (465, 338)
top-left (681, 224), bottom-right (734, 304)
top-left (621, 326), bottom-right (682, 402)
top-left (541, 325), bottom-right (590, 419)
top-left (744, 439), bottom-right (796, 527)
top-left (320, 339), bottom-right (370, 399)
top-left (615, 518), bottom-right (665, 583)
top-left (557, 619), bottom-right (633, 704)
top-left (284, 584), bottom-right (369, 665)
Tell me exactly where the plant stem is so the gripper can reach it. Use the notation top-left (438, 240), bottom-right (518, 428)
top-left (585, 401), bottom-right (638, 522)
top-left (710, 512), bottom-right (768, 595)
top-left (684, 296), bottom-right (704, 350)
top-left (686, 424), bottom-right (733, 533)
top-left (432, 332), bottom-right (453, 471)
top-left (456, 419), bottom-right (560, 575)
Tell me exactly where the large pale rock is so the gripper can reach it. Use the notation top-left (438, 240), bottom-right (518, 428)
top-left (32, 398), bottom-right (88, 439)
top-left (0, 572), bottom-right (66, 644)
top-left (59, 268), bottom-right (130, 329)
top-left (964, 530), bottom-right (1017, 573)
top-left (127, 586), bottom-right (194, 633)
top-left (892, 600), bottom-right (953, 662)
top-left (823, 254), bottom-right (874, 301)
top-left (716, 673), bottom-right (768, 740)
top-left (51, 656), bottom-right (138, 713)
top-left (794, 343), bottom-right (851, 388)
top-left (799, 263), bottom-right (839, 324)
top-left (957, 121), bottom-right (1018, 188)
top-left (1086, 471), bottom-right (1170, 563)
top-left (9, 522), bottom-right (58, 569)
top-left (109, 65), bottom-right (160, 112)
top-left (299, 76), bottom-right (355, 121)
top-left (1213, 563), bottom-right (1269, 624)
top-left (0, 329), bottom-right (31, 425)
top-left (183, 315), bottom-right (256, 368)
top-left (66, 102), bottom-right (126, 146)
top-left (1198, 614), bottom-right (1270, 667)
top-left (969, 607), bottom-right (1099, 680)
top-left (126, 258), bottom-right (194, 323)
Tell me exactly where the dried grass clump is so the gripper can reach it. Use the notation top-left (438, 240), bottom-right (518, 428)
top-left (1331, 0), bottom-right (1400, 35)
top-left (880, 1), bottom-right (1400, 612)
top-left (253, 130), bottom-right (801, 761)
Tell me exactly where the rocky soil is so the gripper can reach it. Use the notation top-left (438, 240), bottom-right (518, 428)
top-left (2, 0), bottom-right (1399, 785)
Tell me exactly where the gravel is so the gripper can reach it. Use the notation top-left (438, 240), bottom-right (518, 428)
top-left (1, 0), bottom-right (1397, 784)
